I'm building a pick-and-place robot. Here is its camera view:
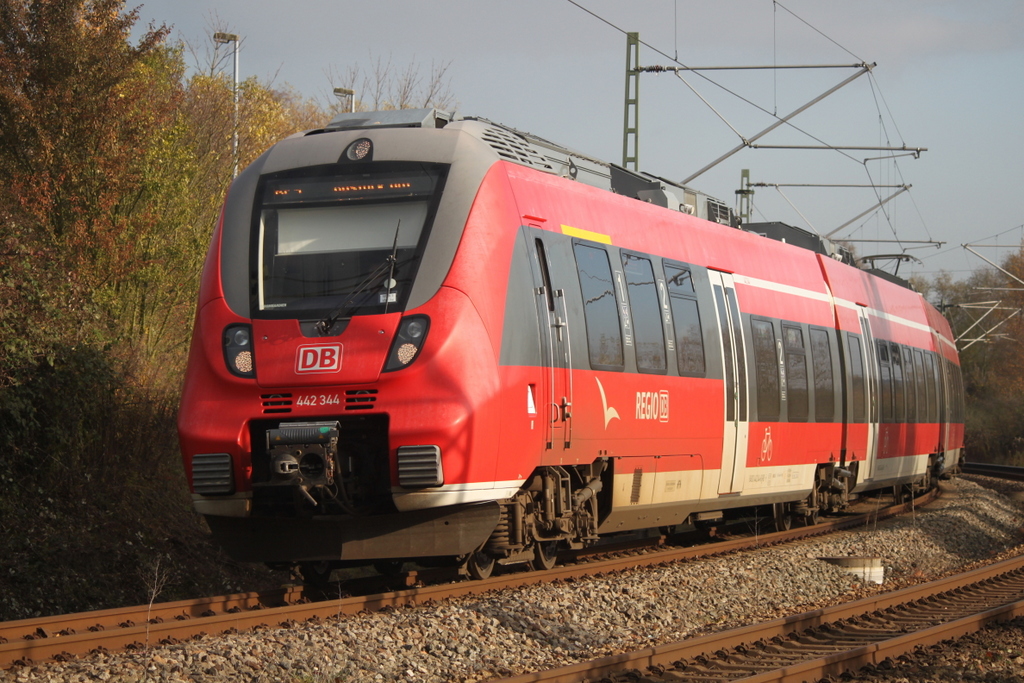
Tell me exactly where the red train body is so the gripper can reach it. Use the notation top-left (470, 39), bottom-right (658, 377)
top-left (178, 109), bottom-right (964, 577)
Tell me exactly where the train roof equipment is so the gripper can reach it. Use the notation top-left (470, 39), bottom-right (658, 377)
top-left (322, 107), bottom-right (906, 290)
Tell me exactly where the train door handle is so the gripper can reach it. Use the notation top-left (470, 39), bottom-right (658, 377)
top-left (560, 397), bottom-right (572, 421)
top-left (553, 316), bottom-right (565, 341)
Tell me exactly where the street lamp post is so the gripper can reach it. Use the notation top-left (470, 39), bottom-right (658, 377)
top-left (213, 32), bottom-right (240, 177)
top-left (333, 87), bottom-right (355, 113)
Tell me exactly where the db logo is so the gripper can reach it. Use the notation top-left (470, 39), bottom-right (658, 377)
top-left (295, 344), bottom-right (343, 374)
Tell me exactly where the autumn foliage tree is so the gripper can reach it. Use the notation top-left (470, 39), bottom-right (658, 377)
top-left (0, 4), bottom-right (333, 478)
top-left (0, 0), bottom-right (179, 488)
top-left (0, 0), bottom-right (461, 618)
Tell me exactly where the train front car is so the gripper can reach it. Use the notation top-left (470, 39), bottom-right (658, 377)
top-left (179, 110), bottom-right (532, 577)
top-left (180, 108), bottom-right (966, 582)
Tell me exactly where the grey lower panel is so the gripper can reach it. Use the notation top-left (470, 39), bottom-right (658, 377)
top-left (597, 489), bottom-right (813, 534)
top-left (204, 502), bottom-right (500, 563)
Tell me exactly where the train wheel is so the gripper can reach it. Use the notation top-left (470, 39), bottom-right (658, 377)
top-left (803, 508), bottom-right (820, 526)
top-left (530, 542), bottom-right (559, 571)
top-left (919, 467), bottom-right (932, 494)
top-left (772, 503), bottom-right (792, 531)
top-left (465, 551), bottom-right (496, 580)
top-left (892, 484), bottom-right (909, 505)
top-left (373, 560), bottom-right (406, 577)
top-left (299, 561), bottom-right (334, 591)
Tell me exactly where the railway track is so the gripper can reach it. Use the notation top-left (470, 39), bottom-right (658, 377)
top-left (494, 548), bottom-right (1024, 683)
top-left (0, 489), bottom-right (937, 669)
top-left (961, 461), bottom-right (1024, 482)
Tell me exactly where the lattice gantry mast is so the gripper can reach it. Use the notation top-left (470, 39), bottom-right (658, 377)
top-left (622, 32), bottom-right (640, 171)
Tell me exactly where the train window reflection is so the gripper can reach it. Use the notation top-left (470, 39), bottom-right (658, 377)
top-left (784, 324), bottom-right (808, 422)
top-left (810, 328), bottom-right (834, 422)
top-left (622, 253), bottom-right (666, 374)
top-left (665, 264), bottom-right (705, 377)
top-left (751, 319), bottom-right (780, 421)
top-left (574, 243), bottom-right (624, 370)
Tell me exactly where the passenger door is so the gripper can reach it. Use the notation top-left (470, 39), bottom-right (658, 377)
top-left (709, 271), bottom-right (748, 495)
top-left (529, 235), bottom-right (573, 452)
top-left (856, 306), bottom-right (879, 482)
top-left (934, 335), bottom-right (951, 456)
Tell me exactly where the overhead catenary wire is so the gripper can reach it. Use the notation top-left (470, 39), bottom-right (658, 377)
top-left (565, 0), bottom-right (920, 191)
top-left (566, 0), bottom-right (868, 168)
top-left (773, 0), bottom-right (865, 62)
top-left (920, 224), bottom-right (1024, 263)
top-left (565, 0), bottom-right (935, 258)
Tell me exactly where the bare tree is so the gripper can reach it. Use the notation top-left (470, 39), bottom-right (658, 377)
top-left (418, 60), bottom-right (455, 109)
top-left (142, 557), bottom-right (170, 648)
top-left (327, 52), bottom-right (456, 113)
top-left (182, 13), bottom-right (244, 78)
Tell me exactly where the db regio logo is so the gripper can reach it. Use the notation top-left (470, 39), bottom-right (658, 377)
top-left (635, 390), bottom-right (669, 422)
top-left (295, 344), bottom-right (343, 374)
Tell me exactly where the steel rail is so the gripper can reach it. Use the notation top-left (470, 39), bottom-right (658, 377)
top-left (0, 488), bottom-right (939, 669)
top-left (0, 585), bottom-right (303, 645)
top-left (962, 461), bottom-right (1024, 481)
top-left (492, 541), bottom-right (1024, 683)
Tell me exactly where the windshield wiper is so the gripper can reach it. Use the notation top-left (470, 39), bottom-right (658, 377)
top-left (315, 221), bottom-right (401, 335)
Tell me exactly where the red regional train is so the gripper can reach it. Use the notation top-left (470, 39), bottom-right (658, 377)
top-left (178, 108), bottom-right (965, 581)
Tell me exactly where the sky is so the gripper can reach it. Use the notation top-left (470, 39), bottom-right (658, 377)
top-left (132, 0), bottom-right (1024, 284)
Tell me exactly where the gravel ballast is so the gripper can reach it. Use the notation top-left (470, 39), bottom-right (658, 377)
top-left (4, 477), bottom-right (1024, 683)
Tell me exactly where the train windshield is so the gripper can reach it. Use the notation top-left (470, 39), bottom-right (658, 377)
top-left (255, 165), bottom-right (445, 319)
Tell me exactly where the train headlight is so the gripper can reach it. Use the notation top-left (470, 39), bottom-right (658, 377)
top-left (404, 319), bottom-right (425, 339)
top-left (223, 323), bottom-right (256, 378)
top-left (384, 315), bottom-right (430, 372)
top-left (231, 327), bottom-right (250, 346)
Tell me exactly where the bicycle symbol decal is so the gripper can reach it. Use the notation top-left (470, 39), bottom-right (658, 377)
top-left (759, 426), bottom-right (773, 463)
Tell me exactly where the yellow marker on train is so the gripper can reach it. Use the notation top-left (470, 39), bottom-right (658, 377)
top-left (560, 224), bottom-right (612, 245)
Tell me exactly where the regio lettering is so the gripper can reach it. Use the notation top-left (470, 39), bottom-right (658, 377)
top-left (635, 390), bottom-right (670, 422)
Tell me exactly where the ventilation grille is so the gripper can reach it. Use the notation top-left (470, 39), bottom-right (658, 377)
top-left (630, 468), bottom-right (643, 505)
top-left (480, 127), bottom-right (555, 171)
top-left (707, 198), bottom-right (731, 225)
top-left (262, 393), bottom-right (293, 414)
top-left (192, 453), bottom-right (234, 495)
top-left (345, 389), bottom-right (378, 411)
top-left (397, 445), bottom-right (444, 488)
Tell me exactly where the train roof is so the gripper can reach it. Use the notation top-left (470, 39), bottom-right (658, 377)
top-left (323, 108), bottom-right (731, 224)
top-left (321, 107), bottom-right (910, 291)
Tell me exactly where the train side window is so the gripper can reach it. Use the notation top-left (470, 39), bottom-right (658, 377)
top-left (935, 354), bottom-right (947, 423)
top-left (949, 359), bottom-right (957, 424)
top-left (847, 334), bottom-right (866, 423)
top-left (923, 352), bottom-right (936, 423)
top-left (947, 360), bottom-right (957, 424)
top-left (573, 243), bottom-right (624, 370)
top-left (954, 363), bottom-right (964, 423)
top-left (913, 350), bottom-right (927, 422)
top-left (751, 318), bottom-right (780, 421)
top-left (877, 340), bottom-right (892, 423)
top-left (534, 239), bottom-right (555, 313)
top-left (903, 346), bottom-right (917, 423)
top-left (948, 360), bottom-right (962, 424)
top-left (783, 324), bottom-right (808, 422)
top-left (809, 328), bottom-right (834, 422)
top-left (622, 253), bottom-right (666, 374)
top-left (953, 363), bottom-right (961, 423)
top-left (890, 342), bottom-right (904, 423)
top-left (665, 263), bottom-right (705, 377)
top-left (665, 264), bottom-right (695, 293)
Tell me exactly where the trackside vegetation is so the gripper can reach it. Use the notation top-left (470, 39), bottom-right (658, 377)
top-left (0, 0), bottom-right (457, 619)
